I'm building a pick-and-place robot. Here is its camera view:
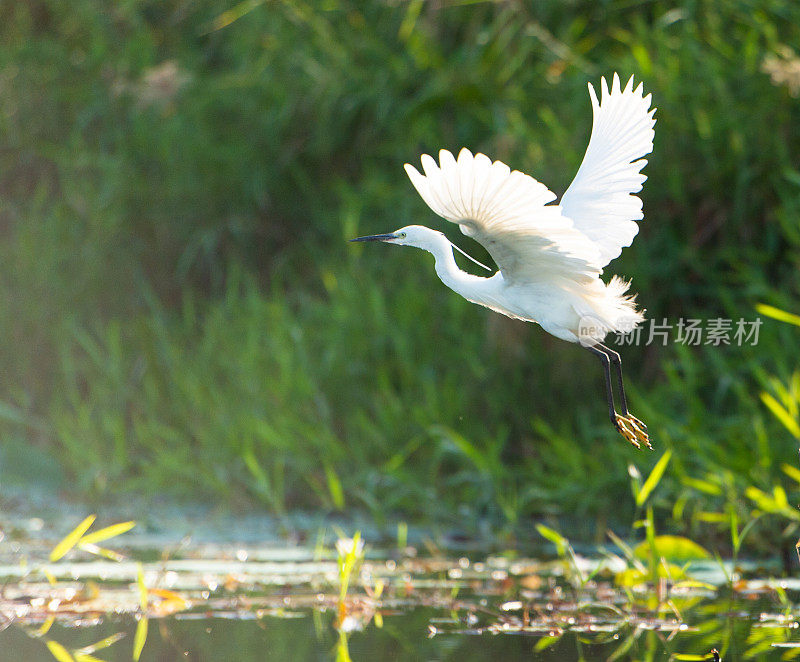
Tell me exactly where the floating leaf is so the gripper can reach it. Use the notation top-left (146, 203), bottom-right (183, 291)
top-left (615, 562), bottom-right (689, 587)
top-left (77, 542), bottom-right (125, 562)
top-left (50, 515), bottom-right (96, 562)
top-left (633, 535), bottom-right (711, 564)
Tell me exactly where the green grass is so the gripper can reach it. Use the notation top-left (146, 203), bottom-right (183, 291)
top-left (1, 0), bottom-right (800, 552)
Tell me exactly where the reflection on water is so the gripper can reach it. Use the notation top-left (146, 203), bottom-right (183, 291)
top-left (1, 545), bottom-right (799, 660)
top-left (0, 603), bottom-right (791, 661)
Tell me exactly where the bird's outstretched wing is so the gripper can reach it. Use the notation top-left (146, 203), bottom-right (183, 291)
top-left (404, 148), bottom-right (602, 285)
top-left (560, 73), bottom-right (656, 267)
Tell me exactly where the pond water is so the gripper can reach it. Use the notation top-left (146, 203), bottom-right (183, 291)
top-left (0, 495), bottom-right (796, 661)
top-left (1, 535), bottom-right (799, 662)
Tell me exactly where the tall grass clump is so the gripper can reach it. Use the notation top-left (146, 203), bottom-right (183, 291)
top-left (0, 1), bottom-right (799, 544)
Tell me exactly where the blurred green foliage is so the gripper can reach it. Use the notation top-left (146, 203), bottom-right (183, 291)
top-left (1, 0), bottom-right (800, 548)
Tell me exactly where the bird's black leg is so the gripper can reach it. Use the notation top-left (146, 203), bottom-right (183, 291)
top-left (597, 342), bottom-right (649, 442)
top-left (596, 343), bottom-right (629, 416)
top-left (586, 342), bottom-right (651, 449)
top-left (586, 344), bottom-right (617, 427)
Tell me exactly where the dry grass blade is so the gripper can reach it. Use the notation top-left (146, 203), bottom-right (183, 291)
top-left (76, 632), bottom-right (126, 655)
top-left (77, 542), bottom-right (126, 562)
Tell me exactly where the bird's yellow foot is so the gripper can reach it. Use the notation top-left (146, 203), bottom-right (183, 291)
top-left (626, 415), bottom-right (652, 450)
top-left (614, 414), bottom-right (652, 450)
top-left (614, 414), bottom-right (640, 449)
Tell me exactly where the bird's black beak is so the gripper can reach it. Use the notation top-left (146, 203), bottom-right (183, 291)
top-left (349, 233), bottom-right (397, 243)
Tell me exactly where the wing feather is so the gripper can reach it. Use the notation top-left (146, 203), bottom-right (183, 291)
top-left (404, 148), bottom-right (602, 285)
top-left (560, 73), bottom-right (656, 266)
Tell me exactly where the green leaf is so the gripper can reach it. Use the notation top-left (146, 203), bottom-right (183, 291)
top-left (132, 618), bottom-right (148, 662)
top-left (607, 629), bottom-right (638, 661)
top-left (533, 635), bottom-right (563, 652)
top-left (79, 521), bottom-right (135, 546)
top-left (774, 484), bottom-right (790, 509)
top-left (746, 485), bottom-right (800, 519)
top-left (36, 616), bottom-right (55, 637)
top-left (636, 450), bottom-right (672, 507)
top-left (136, 563), bottom-right (148, 611)
top-left (782, 463), bottom-right (800, 485)
top-left (633, 535), bottom-right (711, 564)
top-left (325, 464), bottom-right (345, 510)
top-left (615, 562), bottom-right (689, 587)
top-left (74, 654), bottom-right (107, 662)
top-left (671, 579), bottom-right (716, 591)
top-left (756, 303), bottom-right (800, 327)
top-left (695, 511), bottom-right (728, 523)
top-left (433, 426), bottom-right (489, 472)
top-left (536, 523), bottom-right (567, 557)
top-left (760, 392), bottom-right (800, 439)
top-left (50, 515), bottom-right (96, 562)
top-left (682, 476), bottom-right (723, 495)
top-left (46, 641), bottom-right (75, 662)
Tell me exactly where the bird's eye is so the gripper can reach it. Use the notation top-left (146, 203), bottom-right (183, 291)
top-left (398, 232), bottom-right (407, 239)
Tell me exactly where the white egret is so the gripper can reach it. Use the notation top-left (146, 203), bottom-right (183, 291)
top-left (352, 74), bottom-right (655, 449)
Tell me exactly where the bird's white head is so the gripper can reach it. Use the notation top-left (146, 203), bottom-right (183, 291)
top-left (350, 224), bottom-right (442, 249)
top-left (351, 224), bottom-right (493, 272)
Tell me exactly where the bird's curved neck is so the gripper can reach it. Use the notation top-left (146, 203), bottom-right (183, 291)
top-left (426, 236), bottom-right (494, 300)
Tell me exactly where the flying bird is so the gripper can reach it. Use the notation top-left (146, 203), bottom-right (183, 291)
top-left (351, 74), bottom-right (655, 449)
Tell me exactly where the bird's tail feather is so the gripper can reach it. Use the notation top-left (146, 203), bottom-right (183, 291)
top-left (574, 276), bottom-right (644, 343)
top-left (602, 275), bottom-right (645, 334)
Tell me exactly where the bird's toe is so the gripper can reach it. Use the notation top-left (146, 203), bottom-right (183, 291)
top-left (627, 415), bottom-right (648, 434)
top-left (614, 414), bottom-right (641, 450)
top-left (625, 415), bottom-right (652, 450)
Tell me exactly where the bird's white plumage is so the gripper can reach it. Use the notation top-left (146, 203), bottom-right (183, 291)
top-left (561, 73), bottom-right (656, 266)
top-left (404, 149), bottom-right (603, 286)
top-left (353, 74), bottom-right (655, 443)
top-left (388, 73), bottom-right (654, 342)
